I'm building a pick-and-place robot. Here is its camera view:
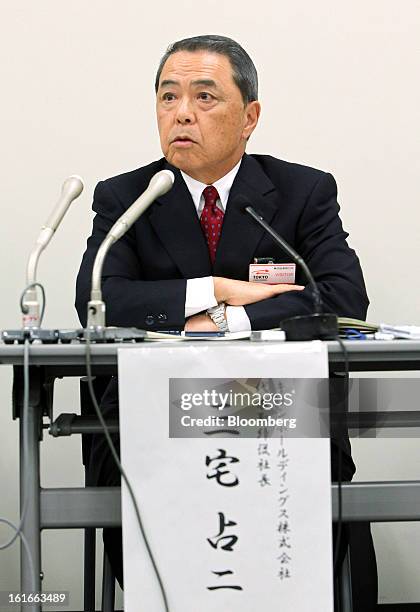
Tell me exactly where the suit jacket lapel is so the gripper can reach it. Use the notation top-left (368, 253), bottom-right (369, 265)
top-left (148, 163), bottom-right (212, 277)
top-left (148, 155), bottom-right (280, 280)
top-left (213, 154), bottom-right (280, 279)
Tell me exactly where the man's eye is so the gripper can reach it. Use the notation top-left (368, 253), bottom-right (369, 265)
top-left (198, 92), bottom-right (214, 101)
top-left (162, 93), bottom-right (176, 101)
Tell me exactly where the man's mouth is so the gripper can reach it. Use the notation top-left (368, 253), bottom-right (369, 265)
top-left (171, 136), bottom-right (196, 145)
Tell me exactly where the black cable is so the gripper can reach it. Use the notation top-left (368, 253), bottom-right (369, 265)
top-left (20, 282), bottom-right (46, 326)
top-left (333, 336), bottom-right (349, 579)
top-left (84, 328), bottom-right (169, 612)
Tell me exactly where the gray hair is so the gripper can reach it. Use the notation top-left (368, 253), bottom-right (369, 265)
top-left (155, 34), bottom-right (258, 105)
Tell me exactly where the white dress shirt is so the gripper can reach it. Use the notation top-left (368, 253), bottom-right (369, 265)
top-left (180, 161), bottom-right (251, 332)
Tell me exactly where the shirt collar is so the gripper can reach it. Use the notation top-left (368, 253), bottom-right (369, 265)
top-left (180, 159), bottom-right (242, 213)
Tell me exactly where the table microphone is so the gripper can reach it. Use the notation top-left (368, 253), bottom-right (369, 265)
top-left (237, 195), bottom-right (338, 340)
top-left (87, 169), bottom-right (175, 328)
top-left (22, 175), bottom-right (84, 328)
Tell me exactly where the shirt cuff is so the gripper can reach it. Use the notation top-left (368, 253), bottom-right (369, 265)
top-left (185, 277), bottom-right (217, 318)
top-left (225, 306), bottom-right (252, 332)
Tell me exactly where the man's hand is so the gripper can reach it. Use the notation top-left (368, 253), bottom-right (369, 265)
top-left (184, 278), bottom-right (305, 331)
top-left (184, 312), bottom-right (219, 332)
top-left (213, 277), bottom-right (305, 306)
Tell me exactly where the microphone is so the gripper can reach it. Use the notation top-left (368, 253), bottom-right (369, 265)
top-left (238, 196), bottom-right (338, 340)
top-left (22, 175), bottom-right (84, 328)
top-left (87, 169), bottom-right (175, 328)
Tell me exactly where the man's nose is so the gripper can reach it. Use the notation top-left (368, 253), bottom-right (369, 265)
top-left (175, 97), bottom-right (195, 124)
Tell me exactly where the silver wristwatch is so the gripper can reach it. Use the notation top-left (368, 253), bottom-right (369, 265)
top-left (207, 302), bottom-right (229, 332)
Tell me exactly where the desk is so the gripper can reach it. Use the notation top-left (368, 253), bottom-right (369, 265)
top-left (1, 339), bottom-right (419, 612)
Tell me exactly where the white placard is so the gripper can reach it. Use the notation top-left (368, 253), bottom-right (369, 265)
top-left (118, 341), bottom-right (333, 612)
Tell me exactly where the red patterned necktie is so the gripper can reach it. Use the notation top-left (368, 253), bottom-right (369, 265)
top-left (200, 185), bottom-right (224, 264)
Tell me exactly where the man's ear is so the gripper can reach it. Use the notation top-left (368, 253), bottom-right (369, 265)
top-left (243, 101), bottom-right (261, 140)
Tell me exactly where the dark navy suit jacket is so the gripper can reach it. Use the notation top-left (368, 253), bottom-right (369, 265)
top-left (75, 153), bottom-right (369, 330)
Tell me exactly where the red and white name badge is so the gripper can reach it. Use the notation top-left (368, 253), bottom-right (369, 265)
top-left (249, 263), bottom-right (296, 284)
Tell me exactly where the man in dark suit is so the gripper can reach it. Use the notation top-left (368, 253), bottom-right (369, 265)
top-left (76, 34), bottom-right (376, 609)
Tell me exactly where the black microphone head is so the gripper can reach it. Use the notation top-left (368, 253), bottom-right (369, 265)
top-left (231, 194), bottom-right (253, 213)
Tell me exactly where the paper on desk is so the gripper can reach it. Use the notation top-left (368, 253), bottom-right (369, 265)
top-left (145, 330), bottom-right (252, 341)
top-left (380, 324), bottom-right (420, 340)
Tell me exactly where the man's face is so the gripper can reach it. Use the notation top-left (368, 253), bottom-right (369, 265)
top-left (156, 50), bottom-right (260, 183)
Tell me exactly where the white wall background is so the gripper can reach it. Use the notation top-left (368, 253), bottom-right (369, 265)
top-left (0, 0), bottom-right (419, 608)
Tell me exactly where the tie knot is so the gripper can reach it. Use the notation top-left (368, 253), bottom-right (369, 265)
top-left (203, 185), bottom-right (219, 208)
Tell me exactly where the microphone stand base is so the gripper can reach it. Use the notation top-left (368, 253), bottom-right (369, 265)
top-left (280, 313), bottom-right (338, 341)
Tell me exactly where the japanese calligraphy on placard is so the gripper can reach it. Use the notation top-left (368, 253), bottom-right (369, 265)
top-left (119, 341), bottom-right (333, 612)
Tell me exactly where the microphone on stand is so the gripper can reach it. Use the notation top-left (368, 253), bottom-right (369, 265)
top-left (87, 169), bottom-right (175, 329)
top-left (22, 175), bottom-right (84, 329)
top-left (236, 196), bottom-right (338, 340)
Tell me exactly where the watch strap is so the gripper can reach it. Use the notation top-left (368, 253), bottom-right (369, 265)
top-left (207, 302), bottom-right (229, 332)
